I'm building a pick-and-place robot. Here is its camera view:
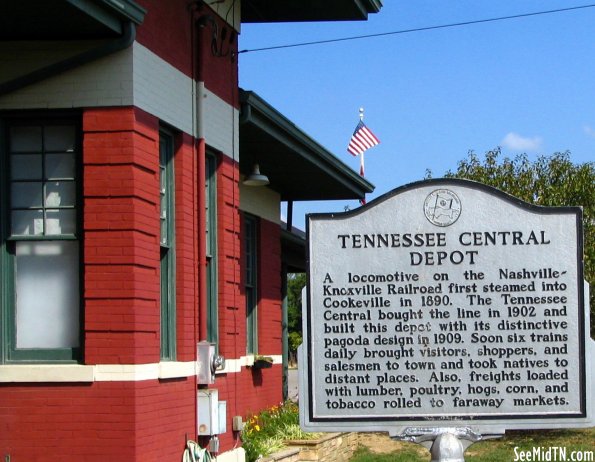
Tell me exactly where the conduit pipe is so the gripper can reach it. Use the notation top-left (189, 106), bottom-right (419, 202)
top-left (0, 21), bottom-right (136, 97)
top-left (196, 19), bottom-right (208, 342)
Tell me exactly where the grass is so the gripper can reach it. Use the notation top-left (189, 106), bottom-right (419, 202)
top-left (241, 401), bottom-right (321, 462)
top-left (465, 429), bottom-right (595, 462)
top-left (352, 428), bottom-right (595, 462)
top-left (351, 446), bottom-right (426, 462)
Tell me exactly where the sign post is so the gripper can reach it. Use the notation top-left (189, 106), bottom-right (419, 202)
top-left (300, 179), bottom-right (594, 461)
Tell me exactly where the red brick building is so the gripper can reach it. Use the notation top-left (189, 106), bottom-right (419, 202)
top-left (0, 1), bottom-right (380, 460)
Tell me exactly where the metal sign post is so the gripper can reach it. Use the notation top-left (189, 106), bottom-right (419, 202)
top-left (394, 427), bottom-right (493, 462)
top-left (300, 179), bottom-right (594, 462)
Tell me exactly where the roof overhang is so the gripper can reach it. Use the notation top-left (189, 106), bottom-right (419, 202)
top-left (281, 226), bottom-right (306, 273)
top-left (239, 90), bottom-right (375, 202)
top-left (241, 0), bottom-right (382, 23)
top-left (0, 0), bottom-right (146, 40)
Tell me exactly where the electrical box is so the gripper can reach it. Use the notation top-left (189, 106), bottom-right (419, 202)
top-left (198, 389), bottom-right (219, 435)
top-left (232, 416), bottom-right (244, 432)
top-left (197, 341), bottom-right (225, 385)
top-left (197, 342), bottom-right (215, 384)
top-left (218, 401), bottom-right (227, 434)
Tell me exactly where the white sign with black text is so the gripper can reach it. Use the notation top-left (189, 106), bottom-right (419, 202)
top-left (300, 179), bottom-right (593, 434)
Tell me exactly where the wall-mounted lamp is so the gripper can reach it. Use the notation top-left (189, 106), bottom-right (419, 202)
top-left (243, 164), bottom-right (269, 186)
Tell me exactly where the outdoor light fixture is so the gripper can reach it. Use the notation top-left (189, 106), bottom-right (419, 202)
top-left (243, 163), bottom-right (269, 186)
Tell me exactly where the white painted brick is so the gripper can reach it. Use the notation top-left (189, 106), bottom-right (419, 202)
top-left (0, 44), bottom-right (133, 110)
top-left (0, 40), bottom-right (239, 160)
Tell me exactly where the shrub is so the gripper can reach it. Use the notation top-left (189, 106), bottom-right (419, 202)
top-left (241, 401), bottom-right (319, 462)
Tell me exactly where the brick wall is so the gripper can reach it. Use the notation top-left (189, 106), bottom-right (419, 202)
top-left (83, 106), bottom-right (161, 365)
top-left (208, 155), bottom-right (284, 452)
top-left (175, 133), bottom-right (199, 361)
top-left (0, 105), bottom-right (201, 461)
top-left (259, 219), bottom-right (282, 356)
top-left (1, 379), bottom-right (199, 461)
top-left (2, 1), bottom-right (281, 459)
top-left (217, 155), bottom-right (243, 358)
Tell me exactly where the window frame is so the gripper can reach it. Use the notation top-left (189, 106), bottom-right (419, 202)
top-left (205, 151), bottom-right (218, 348)
top-left (244, 213), bottom-right (258, 354)
top-left (159, 128), bottom-right (176, 361)
top-left (1, 115), bottom-right (82, 364)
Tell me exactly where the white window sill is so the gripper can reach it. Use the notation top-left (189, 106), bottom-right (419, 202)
top-left (0, 361), bottom-right (195, 383)
top-left (0, 356), bottom-right (283, 383)
top-left (0, 364), bottom-right (95, 382)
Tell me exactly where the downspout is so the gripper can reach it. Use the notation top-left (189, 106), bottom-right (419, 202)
top-left (0, 22), bottom-right (136, 97)
top-left (281, 262), bottom-right (289, 400)
top-left (197, 82), bottom-right (208, 342)
top-left (196, 18), bottom-right (208, 341)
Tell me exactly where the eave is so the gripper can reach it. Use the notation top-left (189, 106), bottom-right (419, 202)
top-left (0, 0), bottom-right (146, 40)
top-left (241, 0), bottom-right (382, 23)
top-left (239, 89), bottom-right (375, 202)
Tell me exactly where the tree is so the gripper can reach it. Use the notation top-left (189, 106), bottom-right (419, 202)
top-left (428, 148), bottom-right (594, 336)
top-left (287, 273), bottom-right (306, 362)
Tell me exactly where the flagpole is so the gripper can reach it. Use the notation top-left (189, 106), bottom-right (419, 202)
top-left (359, 107), bottom-right (365, 178)
top-left (360, 152), bottom-right (365, 177)
top-left (346, 106), bottom-right (379, 206)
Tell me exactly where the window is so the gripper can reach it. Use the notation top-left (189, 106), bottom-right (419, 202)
top-left (205, 152), bottom-right (218, 347)
top-left (244, 214), bottom-right (258, 354)
top-left (159, 130), bottom-right (176, 360)
top-left (1, 118), bottom-right (80, 363)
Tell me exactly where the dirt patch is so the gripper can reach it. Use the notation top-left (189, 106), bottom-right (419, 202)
top-left (357, 433), bottom-right (428, 456)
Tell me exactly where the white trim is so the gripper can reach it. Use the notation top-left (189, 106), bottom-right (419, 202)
top-left (239, 183), bottom-right (281, 224)
top-left (0, 43), bottom-right (133, 110)
top-left (216, 447), bottom-right (246, 462)
top-left (0, 42), bottom-right (239, 159)
top-left (0, 364), bottom-right (95, 382)
top-left (0, 355), bottom-right (282, 383)
top-left (210, 0), bottom-right (242, 32)
top-left (133, 43), bottom-right (239, 157)
top-left (159, 360), bottom-right (197, 379)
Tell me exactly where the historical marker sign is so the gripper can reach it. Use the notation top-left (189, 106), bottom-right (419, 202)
top-left (300, 179), bottom-right (593, 433)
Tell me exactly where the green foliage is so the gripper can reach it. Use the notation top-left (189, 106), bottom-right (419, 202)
top-left (241, 401), bottom-right (320, 462)
top-left (287, 273), bottom-right (306, 333)
top-left (288, 331), bottom-right (302, 353)
top-left (351, 429), bottom-right (595, 462)
top-left (428, 149), bottom-right (594, 336)
top-left (287, 273), bottom-right (306, 363)
top-left (351, 446), bottom-right (426, 462)
top-left (465, 428), bottom-right (595, 462)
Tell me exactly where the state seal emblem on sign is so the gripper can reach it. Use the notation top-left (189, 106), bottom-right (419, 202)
top-left (423, 189), bottom-right (462, 227)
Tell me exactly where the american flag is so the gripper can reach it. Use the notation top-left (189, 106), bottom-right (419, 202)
top-left (347, 120), bottom-right (380, 156)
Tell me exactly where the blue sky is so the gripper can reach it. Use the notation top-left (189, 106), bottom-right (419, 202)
top-left (238, 1), bottom-right (595, 227)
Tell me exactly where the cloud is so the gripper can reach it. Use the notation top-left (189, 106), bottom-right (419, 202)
top-left (583, 125), bottom-right (595, 138)
top-left (501, 132), bottom-right (543, 152)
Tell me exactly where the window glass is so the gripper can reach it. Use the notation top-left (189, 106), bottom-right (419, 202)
top-left (11, 210), bottom-right (44, 236)
top-left (44, 125), bottom-right (75, 152)
top-left (15, 241), bottom-right (80, 349)
top-left (45, 181), bottom-right (76, 207)
top-left (12, 154), bottom-right (42, 180)
top-left (9, 125), bottom-right (77, 239)
top-left (45, 154), bottom-right (75, 179)
top-left (11, 182), bottom-right (43, 208)
top-left (2, 118), bottom-right (80, 363)
top-left (205, 153), bottom-right (218, 346)
top-left (45, 209), bottom-right (76, 235)
top-left (10, 126), bottom-right (42, 152)
top-left (245, 215), bottom-right (258, 353)
top-left (159, 130), bottom-right (175, 360)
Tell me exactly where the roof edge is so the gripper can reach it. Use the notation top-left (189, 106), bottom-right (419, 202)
top-left (67, 0), bottom-right (147, 27)
top-left (358, 0), bottom-right (383, 15)
top-left (239, 89), bottom-right (375, 196)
